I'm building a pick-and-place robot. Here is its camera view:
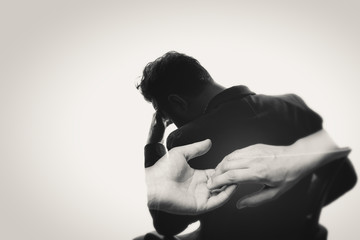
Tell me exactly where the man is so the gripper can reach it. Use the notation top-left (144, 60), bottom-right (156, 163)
top-left (137, 51), bottom-right (356, 239)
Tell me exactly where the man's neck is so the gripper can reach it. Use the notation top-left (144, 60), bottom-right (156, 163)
top-left (197, 83), bottom-right (226, 112)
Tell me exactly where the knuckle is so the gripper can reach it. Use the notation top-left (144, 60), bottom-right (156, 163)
top-left (224, 153), bottom-right (235, 162)
top-left (225, 170), bottom-right (238, 182)
top-left (254, 164), bottom-right (268, 181)
top-left (222, 161), bottom-right (230, 171)
top-left (233, 149), bottom-right (242, 156)
top-left (228, 150), bottom-right (244, 162)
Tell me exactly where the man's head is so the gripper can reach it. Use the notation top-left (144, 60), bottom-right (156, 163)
top-left (137, 51), bottom-right (216, 127)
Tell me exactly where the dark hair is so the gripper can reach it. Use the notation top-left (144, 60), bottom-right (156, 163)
top-left (136, 51), bottom-right (213, 110)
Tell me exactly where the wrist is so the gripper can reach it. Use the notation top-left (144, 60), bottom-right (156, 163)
top-left (147, 127), bottom-right (166, 144)
top-left (145, 167), bottom-right (159, 209)
top-left (282, 141), bottom-right (319, 178)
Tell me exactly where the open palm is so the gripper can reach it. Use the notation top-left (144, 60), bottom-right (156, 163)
top-left (146, 140), bottom-right (237, 215)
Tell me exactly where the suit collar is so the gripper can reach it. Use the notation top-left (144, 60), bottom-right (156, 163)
top-left (204, 85), bottom-right (255, 113)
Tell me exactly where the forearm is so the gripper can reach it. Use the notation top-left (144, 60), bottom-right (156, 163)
top-left (282, 129), bottom-right (350, 176)
top-left (147, 127), bottom-right (166, 144)
top-left (150, 210), bottom-right (195, 236)
top-left (291, 130), bottom-right (356, 206)
top-left (324, 158), bottom-right (357, 205)
top-left (209, 129), bottom-right (352, 208)
top-left (147, 111), bottom-right (170, 145)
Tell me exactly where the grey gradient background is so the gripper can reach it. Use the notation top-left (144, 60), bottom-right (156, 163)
top-left (0, 0), bottom-right (359, 239)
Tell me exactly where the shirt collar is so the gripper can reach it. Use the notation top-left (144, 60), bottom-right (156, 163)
top-left (204, 85), bottom-right (255, 113)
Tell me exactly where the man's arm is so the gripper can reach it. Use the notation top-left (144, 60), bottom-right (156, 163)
top-left (323, 158), bottom-right (357, 205)
top-left (208, 129), bottom-right (353, 208)
top-left (281, 94), bottom-right (357, 206)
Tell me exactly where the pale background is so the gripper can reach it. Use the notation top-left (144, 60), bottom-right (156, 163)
top-left (0, 0), bottom-right (359, 239)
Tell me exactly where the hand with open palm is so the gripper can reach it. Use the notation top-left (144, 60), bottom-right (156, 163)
top-left (145, 139), bottom-right (237, 215)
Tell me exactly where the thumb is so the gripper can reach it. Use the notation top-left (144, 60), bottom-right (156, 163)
top-left (236, 187), bottom-right (279, 209)
top-left (175, 139), bottom-right (212, 161)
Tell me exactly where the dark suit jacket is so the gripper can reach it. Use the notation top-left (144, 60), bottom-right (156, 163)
top-left (144, 86), bottom-right (356, 240)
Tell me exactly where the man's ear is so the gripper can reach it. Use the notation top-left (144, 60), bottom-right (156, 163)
top-left (168, 94), bottom-right (188, 111)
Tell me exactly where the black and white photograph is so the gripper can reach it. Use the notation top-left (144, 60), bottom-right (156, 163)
top-left (0, 1), bottom-right (359, 239)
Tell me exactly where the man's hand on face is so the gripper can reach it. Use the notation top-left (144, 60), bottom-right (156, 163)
top-left (147, 111), bottom-right (172, 144)
top-left (145, 139), bottom-right (237, 215)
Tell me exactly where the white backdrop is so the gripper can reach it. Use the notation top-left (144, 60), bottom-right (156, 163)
top-left (0, 1), bottom-right (359, 239)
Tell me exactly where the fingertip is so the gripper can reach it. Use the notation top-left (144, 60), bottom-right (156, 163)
top-left (237, 205), bottom-right (246, 210)
top-left (204, 139), bottom-right (212, 148)
top-left (206, 175), bottom-right (224, 190)
top-left (207, 180), bottom-right (220, 190)
top-left (207, 179), bottom-right (218, 190)
top-left (236, 200), bottom-right (247, 210)
top-left (202, 139), bottom-right (212, 154)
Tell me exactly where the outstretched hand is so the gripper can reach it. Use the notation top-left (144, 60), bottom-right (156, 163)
top-left (207, 143), bottom-right (351, 209)
top-left (146, 139), bottom-right (237, 215)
